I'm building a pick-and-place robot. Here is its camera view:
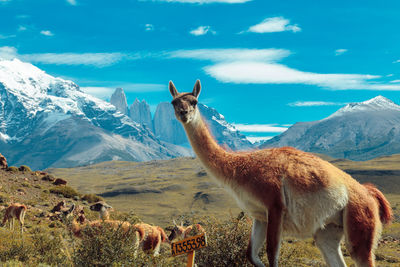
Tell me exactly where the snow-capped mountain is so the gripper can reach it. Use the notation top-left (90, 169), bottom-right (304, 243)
top-left (261, 96), bottom-right (400, 160)
top-left (153, 101), bottom-right (253, 151)
top-left (0, 58), bottom-right (189, 169)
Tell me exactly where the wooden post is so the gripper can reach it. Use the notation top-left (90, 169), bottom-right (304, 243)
top-left (187, 250), bottom-right (195, 267)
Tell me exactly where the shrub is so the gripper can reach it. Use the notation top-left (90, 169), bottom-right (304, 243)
top-left (18, 165), bottom-right (31, 173)
top-left (42, 174), bottom-right (55, 182)
top-left (81, 194), bottom-right (103, 203)
top-left (50, 186), bottom-right (79, 198)
top-left (6, 166), bottom-right (18, 172)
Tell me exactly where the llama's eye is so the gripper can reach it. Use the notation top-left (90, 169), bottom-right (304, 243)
top-left (191, 100), bottom-right (198, 106)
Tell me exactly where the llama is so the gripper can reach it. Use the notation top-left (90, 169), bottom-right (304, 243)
top-left (168, 220), bottom-right (205, 242)
top-left (133, 222), bottom-right (169, 256)
top-left (169, 80), bottom-right (393, 267)
top-left (1, 203), bottom-right (27, 234)
top-left (90, 201), bottom-right (113, 220)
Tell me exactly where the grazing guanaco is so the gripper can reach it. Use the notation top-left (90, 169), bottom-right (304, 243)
top-left (89, 201), bottom-right (113, 220)
top-left (2, 203), bottom-right (27, 234)
top-left (169, 80), bottom-right (392, 267)
top-left (168, 220), bottom-right (205, 242)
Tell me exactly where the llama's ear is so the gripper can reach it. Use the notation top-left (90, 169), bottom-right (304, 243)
top-left (192, 80), bottom-right (201, 98)
top-left (169, 81), bottom-right (178, 98)
top-left (180, 221), bottom-right (184, 227)
top-left (173, 219), bottom-right (177, 226)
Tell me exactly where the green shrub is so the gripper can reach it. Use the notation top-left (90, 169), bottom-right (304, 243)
top-left (42, 174), bottom-right (55, 182)
top-left (81, 194), bottom-right (103, 203)
top-left (50, 186), bottom-right (79, 198)
top-left (18, 165), bottom-right (31, 173)
top-left (6, 166), bottom-right (18, 172)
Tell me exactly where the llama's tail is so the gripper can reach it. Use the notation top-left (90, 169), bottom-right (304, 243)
top-left (158, 226), bottom-right (169, 243)
top-left (363, 183), bottom-right (393, 225)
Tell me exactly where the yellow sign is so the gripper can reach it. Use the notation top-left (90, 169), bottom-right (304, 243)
top-left (171, 233), bottom-right (207, 257)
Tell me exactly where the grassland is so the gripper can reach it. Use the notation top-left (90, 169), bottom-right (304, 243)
top-left (0, 153), bottom-right (399, 266)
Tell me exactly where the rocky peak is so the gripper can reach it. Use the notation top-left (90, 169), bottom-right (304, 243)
top-left (129, 98), bottom-right (153, 132)
top-left (110, 88), bottom-right (128, 115)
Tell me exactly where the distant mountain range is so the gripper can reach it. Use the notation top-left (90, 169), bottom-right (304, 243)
top-left (0, 59), bottom-right (252, 169)
top-left (261, 96), bottom-right (400, 160)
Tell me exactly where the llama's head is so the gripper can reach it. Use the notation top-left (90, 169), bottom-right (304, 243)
top-left (90, 201), bottom-right (113, 212)
top-left (169, 80), bottom-right (201, 124)
top-left (168, 220), bottom-right (185, 241)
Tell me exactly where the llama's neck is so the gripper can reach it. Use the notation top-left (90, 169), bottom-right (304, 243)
top-left (183, 110), bottom-right (235, 181)
top-left (100, 208), bottom-right (110, 220)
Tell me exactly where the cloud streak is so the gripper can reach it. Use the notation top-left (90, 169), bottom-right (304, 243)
top-left (0, 46), bottom-right (140, 67)
top-left (232, 123), bottom-right (289, 133)
top-left (246, 17), bottom-right (301, 33)
top-left (170, 48), bottom-right (400, 91)
top-left (40, 30), bottom-right (54, 36)
top-left (335, 49), bottom-right (348, 56)
top-left (189, 26), bottom-right (215, 36)
top-left (288, 101), bottom-right (347, 107)
top-left (151, 0), bottom-right (251, 3)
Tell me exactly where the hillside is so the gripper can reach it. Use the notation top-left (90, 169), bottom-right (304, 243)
top-left (48, 153), bottom-right (400, 226)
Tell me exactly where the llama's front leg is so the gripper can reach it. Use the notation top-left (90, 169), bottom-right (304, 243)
top-left (246, 218), bottom-right (267, 267)
top-left (266, 207), bottom-right (283, 267)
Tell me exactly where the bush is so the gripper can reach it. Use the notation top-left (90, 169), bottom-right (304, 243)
top-left (6, 166), bottom-right (18, 173)
top-left (81, 194), bottom-right (103, 204)
top-left (50, 186), bottom-right (79, 198)
top-left (18, 165), bottom-right (31, 173)
top-left (42, 174), bottom-right (55, 182)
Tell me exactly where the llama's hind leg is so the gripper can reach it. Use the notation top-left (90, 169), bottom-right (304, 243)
top-left (344, 200), bottom-right (380, 267)
top-left (314, 224), bottom-right (346, 267)
top-left (266, 207), bottom-right (283, 267)
top-left (246, 218), bottom-right (267, 267)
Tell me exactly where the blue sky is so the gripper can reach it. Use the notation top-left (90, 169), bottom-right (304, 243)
top-left (1, 0), bottom-right (400, 143)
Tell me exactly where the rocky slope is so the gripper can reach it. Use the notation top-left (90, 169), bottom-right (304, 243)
top-left (261, 96), bottom-right (400, 160)
top-left (0, 59), bottom-right (190, 169)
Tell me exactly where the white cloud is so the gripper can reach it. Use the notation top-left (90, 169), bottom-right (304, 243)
top-left (0, 34), bottom-right (16, 39)
top-left (288, 101), bottom-right (347, 107)
top-left (40, 30), bottom-right (54, 36)
top-left (18, 25), bottom-right (27, 31)
top-left (152, 0), bottom-right (251, 3)
top-left (232, 123), bottom-right (289, 133)
top-left (0, 46), bottom-right (18, 59)
top-left (246, 17), bottom-right (301, 33)
top-left (145, 24), bottom-right (154, 31)
top-left (390, 80), bottom-right (400, 83)
top-left (80, 87), bottom-right (114, 99)
top-left (189, 26), bottom-right (216, 36)
top-left (81, 83), bottom-right (166, 99)
top-left (168, 48), bottom-right (290, 62)
top-left (170, 48), bottom-right (400, 90)
top-left (335, 49), bottom-right (348, 56)
top-left (204, 61), bottom-right (400, 90)
top-left (0, 46), bottom-right (136, 67)
top-left (66, 0), bottom-right (77, 5)
top-left (21, 52), bottom-right (127, 67)
top-left (394, 60), bottom-right (400, 64)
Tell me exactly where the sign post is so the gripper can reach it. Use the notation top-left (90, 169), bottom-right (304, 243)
top-left (171, 233), bottom-right (207, 267)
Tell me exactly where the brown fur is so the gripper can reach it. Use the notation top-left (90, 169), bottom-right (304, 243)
top-left (0, 153), bottom-right (7, 169)
top-left (2, 203), bottom-right (27, 233)
top-left (169, 223), bottom-right (205, 241)
top-left (134, 223), bottom-right (168, 253)
top-left (169, 80), bottom-right (393, 267)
